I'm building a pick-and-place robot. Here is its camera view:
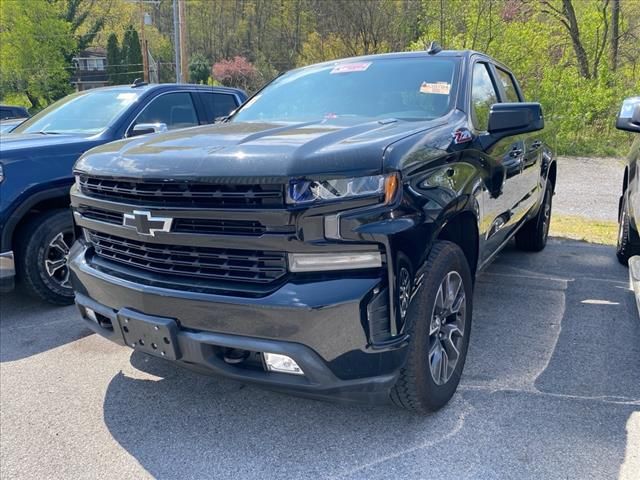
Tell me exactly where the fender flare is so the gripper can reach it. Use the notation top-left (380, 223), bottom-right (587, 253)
top-left (1, 185), bottom-right (72, 251)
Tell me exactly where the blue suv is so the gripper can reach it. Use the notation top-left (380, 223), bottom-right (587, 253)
top-left (0, 83), bottom-right (246, 304)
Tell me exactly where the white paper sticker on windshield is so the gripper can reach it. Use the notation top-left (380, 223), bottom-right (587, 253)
top-left (331, 62), bottom-right (371, 74)
top-left (419, 82), bottom-right (451, 95)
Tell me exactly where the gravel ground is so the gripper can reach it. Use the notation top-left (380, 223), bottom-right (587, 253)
top-left (1, 239), bottom-right (638, 479)
top-left (554, 156), bottom-right (626, 222)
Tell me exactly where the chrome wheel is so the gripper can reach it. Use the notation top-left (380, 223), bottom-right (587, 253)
top-left (428, 271), bottom-right (466, 385)
top-left (44, 231), bottom-right (73, 288)
top-left (398, 267), bottom-right (411, 319)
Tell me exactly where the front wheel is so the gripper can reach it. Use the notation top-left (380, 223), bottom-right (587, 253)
top-left (16, 209), bottom-right (75, 305)
top-left (390, 241), bottom-right (473, 413)
top-left (515, 181), bottom-right (553, 252)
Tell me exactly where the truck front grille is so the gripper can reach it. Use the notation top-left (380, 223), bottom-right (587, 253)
top-left (79, 176), bottom-right (284, 208)
top-left (79, 206), bottom-right (123, 224)
top-left (86, 230), bottom-right (287, 284)
top-left (78, 206), bottom-right (268, 236)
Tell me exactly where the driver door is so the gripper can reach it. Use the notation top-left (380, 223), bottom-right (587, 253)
top-left (471, 62), bottom-right (526, 263)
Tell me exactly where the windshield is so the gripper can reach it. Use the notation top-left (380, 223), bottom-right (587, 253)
top-left (233, 57), bottom-right (458, 123)
top-left (13, 90), bottom-right (141, 135)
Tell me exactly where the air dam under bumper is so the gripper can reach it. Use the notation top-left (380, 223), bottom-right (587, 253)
top-left (69, 242), bottom-right (407, 403)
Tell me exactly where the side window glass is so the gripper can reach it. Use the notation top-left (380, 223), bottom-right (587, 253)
top-left (496, 68), bottom-right (521, 103)
top-left (134, 92), bottom-right (198, 130)
top-left (200, 93), bottom-right (238, 122)
top-left (471, 63), bottom-right (499, 131)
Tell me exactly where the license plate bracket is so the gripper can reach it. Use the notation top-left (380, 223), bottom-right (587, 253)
top-left (117, 308), bottom-right (180, 360)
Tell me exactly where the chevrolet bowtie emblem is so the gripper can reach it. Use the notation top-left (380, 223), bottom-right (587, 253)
top-left (123, 210), bottom-right (173, 236)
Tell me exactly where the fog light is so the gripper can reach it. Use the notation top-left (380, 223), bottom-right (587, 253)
top-left (263, 353), bottom-right (304, 375)
top-left (288, 252), bottom-right (381, 272)
top-left (85, 307), bottom-right (98, 323)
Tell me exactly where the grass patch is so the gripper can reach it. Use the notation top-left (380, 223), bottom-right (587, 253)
top-left (550, 215), bottom-right (618, 245)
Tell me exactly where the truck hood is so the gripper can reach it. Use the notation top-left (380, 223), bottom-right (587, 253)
top-left (75, 119), bottom-right (442, 180)
top-left (0, 133), bottom-right (97, 163)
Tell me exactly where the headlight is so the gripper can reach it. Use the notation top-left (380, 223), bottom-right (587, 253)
top-left (0, 163), bottom-right (4, 183)
top-left (287, 173), bottom-right (398, 205)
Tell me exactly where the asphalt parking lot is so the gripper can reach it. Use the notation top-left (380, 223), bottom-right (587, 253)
top-left (1, 238), bottom-right (638, 479)
top-left (555, 156), bottom-right (624, 221)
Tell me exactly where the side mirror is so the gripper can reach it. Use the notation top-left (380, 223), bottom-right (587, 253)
top-left (129, 122), bottom-right (168, 137)
top-left (616, 97), bottom-right (640, 133)
top-left (487, 102), bottom-right (544, 136)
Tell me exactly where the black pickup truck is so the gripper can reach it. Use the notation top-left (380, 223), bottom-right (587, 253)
top-left (69, 47), bottom-right (556, 412)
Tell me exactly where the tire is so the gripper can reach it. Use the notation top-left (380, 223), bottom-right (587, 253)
top-left (515, 181), bottom-right (553, 252)
top-left (616, 191), bottom-right (640, 265)
top-left (390, 241), bottom-right (473, 413)
top-left (16, 209), bottom-right (75, 305)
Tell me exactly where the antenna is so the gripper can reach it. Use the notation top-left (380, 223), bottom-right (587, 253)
top-left (426, 41), bottom-right (443, 55)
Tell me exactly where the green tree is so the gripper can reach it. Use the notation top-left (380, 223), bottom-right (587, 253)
top-left (189, 53), bottom-right (211, 84)
top-left (106, 33), bottom-right (121, 85)
top-left (0, 0), bottom-right (75, 109)
top-left (120, 26), bottom-right (143, 84)
top-left (60, 0), bottom-right (105, 60)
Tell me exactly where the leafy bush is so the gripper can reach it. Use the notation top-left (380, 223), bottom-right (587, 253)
top-left (212, 56), bottom-right (261, 93)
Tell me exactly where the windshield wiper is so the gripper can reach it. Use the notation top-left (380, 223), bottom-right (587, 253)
top-left (33, 131), bottom-right (62, 135)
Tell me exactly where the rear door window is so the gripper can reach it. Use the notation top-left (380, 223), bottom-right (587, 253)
top-left (199, 93), bottom-right (239, 122)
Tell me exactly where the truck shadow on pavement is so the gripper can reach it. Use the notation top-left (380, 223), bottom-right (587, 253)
top-left (101, 239), bottom-right (640, 479)
top-left (0, 289), bottom-right (91, 362)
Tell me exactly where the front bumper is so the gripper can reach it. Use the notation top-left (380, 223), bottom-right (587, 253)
top-left (0, 250), bottom-right (15, 292)
top-left (69, 242), bottom-right (408, 402)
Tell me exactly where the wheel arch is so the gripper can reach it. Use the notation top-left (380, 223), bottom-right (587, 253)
top-left (548, 160), bottom-right (557, 192)
top-left (434, 209), bottom-right (479, 279)
top-left (3, 186), bottom-right (71, 253)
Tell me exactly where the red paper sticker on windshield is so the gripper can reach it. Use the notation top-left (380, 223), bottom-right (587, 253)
top-left (420, 82), bottom-right (451, 95)
top-left (331, 62), bottom-right (371, 74)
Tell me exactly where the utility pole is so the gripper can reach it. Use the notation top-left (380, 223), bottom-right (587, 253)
top-left (178, 0), bottom-right (189, 83)
top-left (139, 0), bottom-right (149, 82)
top-left (173, 0), bottom-right (181, 82)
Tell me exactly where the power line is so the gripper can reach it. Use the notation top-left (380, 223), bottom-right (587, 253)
top-left (4, 63), bottom-right (145, 74)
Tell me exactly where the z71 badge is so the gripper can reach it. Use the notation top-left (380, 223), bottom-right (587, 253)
top-left (452, 128), bottom-right (473, 144)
